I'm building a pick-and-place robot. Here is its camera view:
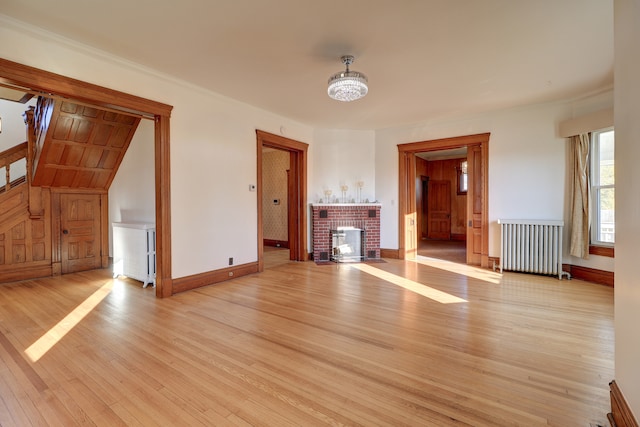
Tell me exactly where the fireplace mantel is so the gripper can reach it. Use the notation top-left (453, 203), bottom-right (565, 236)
top-left (311, 203), bottom-right (381, 262)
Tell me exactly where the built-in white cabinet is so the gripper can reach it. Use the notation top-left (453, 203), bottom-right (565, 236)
top-left (112, 222), bottom-right (156, 288)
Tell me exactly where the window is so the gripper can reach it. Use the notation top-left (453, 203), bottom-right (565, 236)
top-left (457, 160), bottom-right (468, 194)
top-left (591, 128), bottom-right (614, 245)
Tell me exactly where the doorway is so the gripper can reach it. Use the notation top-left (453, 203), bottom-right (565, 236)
top-left (261, 147), bottom-right (291, 268)
top-left (256, 130), bottom-right (308, 272)
top-left (416, 151), bottom-right (467, 264)
top-left (398, 133), bottom-right (490, 267)
top-left (0, 58), bottom-right (173, 297)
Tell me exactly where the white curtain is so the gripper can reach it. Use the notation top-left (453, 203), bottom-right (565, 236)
top-left (569, 133), bottom-right (590, 258)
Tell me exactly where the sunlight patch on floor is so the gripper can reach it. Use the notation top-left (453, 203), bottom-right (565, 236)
top-left (25, 281), bottom-right (113, 362)
top-left (350, 263), bottom-right (467, 304)
top-left (412, 255), bottom-right (503, 284)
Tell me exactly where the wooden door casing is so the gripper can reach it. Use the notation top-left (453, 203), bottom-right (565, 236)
top-left (398, 133), bottom-right (489, 266)
top-left (427, 180), bottom-right (451, 240)
top-left (60, 193), bottom-right (102, 274)
top-left (399, 151), bottom-right (418, 260)
top-left (466, 145), bottom-right (483, 265)
top-left (256, 130), bottom-right (308, 271)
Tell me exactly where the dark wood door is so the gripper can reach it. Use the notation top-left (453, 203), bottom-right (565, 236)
top-left (427, 180), bottom-right (451, 239)
top-left (60, 193), bottom-right (101, 274)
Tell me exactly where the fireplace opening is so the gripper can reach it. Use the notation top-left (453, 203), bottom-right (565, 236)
top-left (331, 227), bottom-right (365, 262)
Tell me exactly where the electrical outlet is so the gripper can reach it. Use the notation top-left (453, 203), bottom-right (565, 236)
top-left (229, 257), bottom-right (233, 265)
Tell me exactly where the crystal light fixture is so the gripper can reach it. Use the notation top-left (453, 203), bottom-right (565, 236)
top-left (327, 55), bottom-right (368, 102)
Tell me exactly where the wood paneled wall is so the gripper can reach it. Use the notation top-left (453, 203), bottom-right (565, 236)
top-left (416, 157), bottom-right (467, 240)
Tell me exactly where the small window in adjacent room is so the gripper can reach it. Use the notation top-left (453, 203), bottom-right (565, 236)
top-left (457, 160), bottom-right (468, 194)
top-left (591, 128), bottom-right (614, 246)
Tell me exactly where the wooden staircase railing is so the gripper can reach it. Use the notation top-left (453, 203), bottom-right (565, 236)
top-left (0, 142), bottom-right (27, 193)
top-left (0, 100), bottom-right (46, 219)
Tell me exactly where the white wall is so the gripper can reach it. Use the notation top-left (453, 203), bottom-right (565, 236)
top-left (0, 17), bottom-right (314, 279)
top-left (0, 98), bottom-right (35, 150)
top-left (310, 129), bottom-right (376, 204)
top-left (0, 97), bottom-right (36, 184)
top-left (108, 118), bottom-right (156, 255)
top-left (614, 0), bottom-right (640, 418)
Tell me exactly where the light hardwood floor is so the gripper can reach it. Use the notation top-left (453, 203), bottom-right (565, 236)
top-left (0, 253), bottom-right (613, 426)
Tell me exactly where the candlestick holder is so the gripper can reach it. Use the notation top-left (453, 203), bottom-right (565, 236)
top-left (356, 180), bottom-right (364, 203)
top-left (340, 184), bottom-right (348, 203)
top-left (323, 189), bottom-right (332, 203)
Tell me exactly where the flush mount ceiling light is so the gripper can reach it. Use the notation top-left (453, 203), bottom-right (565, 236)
top-left (327, 55), bottom-right (368, 102)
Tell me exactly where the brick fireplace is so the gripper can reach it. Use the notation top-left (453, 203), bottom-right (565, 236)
top-left (311, 203), bottom-right (381, 262)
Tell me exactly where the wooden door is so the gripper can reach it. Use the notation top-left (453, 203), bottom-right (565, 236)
top-left (427, 180), bottom-right (451, 239)
top-left (60, 194), bottom-right (102, 274)
top-left (400, 152), bottom-right (418, 260)
top-left (466, 146), bottom-right (483, 265)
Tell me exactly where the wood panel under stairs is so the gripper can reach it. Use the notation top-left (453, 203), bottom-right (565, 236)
top-left (32, 98), bottom-right (141, 190)
top-left (0, 183), bottom-right (52, 282)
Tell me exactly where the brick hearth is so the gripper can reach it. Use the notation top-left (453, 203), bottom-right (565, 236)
top-left (311, 203), bottom-right (381, 262)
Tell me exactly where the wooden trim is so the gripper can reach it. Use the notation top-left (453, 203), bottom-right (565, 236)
top-left (380, 248), bottom-right (401, 259)
top-left (0, 142), bottom-right (28, 165)
top-left (256, 130), bottom-right (308, 270)
top-left (264, 239), bottom-right (289, 249)
top-left (0, 263), bottom-right (53, 283)
top-left (564, 264), bottom-right (614, 287)
top-left (589, 245), bottom-right (614, 258)
top-left (480, 141), bottom-right (489, 268)
top-left (398, 133), bottom-right (490, 153)
top-left (609, 380), bottom-right (639, 427)
top-left (257, 140), bottom-right (265, 271)
top-left (50, 192), bottom-right (61, 273)
top-left (100, 193), bottom-right (109, 268)
top-left (397, 152), bottom-right (408, 259)
top-left (0, 58), bottom-right (173, 298)
top-left (451, 233), bottom-right (466, 241)
top-left (172, 262), bottom-right (259, 294)
top-left (0, 58), bottom-right (172, 117)
top-left (155, 115), bottom-right (172, 298)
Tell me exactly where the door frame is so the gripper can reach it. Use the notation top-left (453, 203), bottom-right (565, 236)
top-left (0, 58), bottom-right (174, 297)
top-left (256, 130), bottom-right (308, 271)
top-left (398, 133), bottom-right (490, 266)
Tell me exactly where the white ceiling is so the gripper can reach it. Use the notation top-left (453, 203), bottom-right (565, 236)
top-left (0, 0), bottom-right (613, 130)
